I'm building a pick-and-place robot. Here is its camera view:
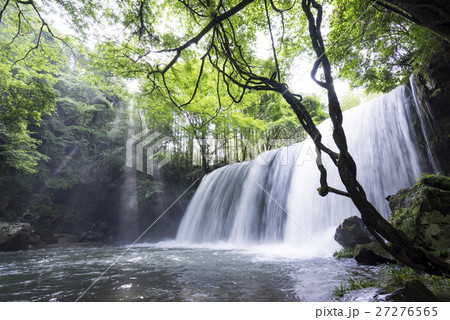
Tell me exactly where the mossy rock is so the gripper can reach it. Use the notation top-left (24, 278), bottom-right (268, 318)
top-left (389, 174), bottom-right (450, 252)
top-left (0, 222), bottom-right (32, 251)
top-left (334, 216), bottom-right (376, 248)
top-left (354, 242), bottom-right (397, 265)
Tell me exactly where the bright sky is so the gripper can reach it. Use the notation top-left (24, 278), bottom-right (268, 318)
top-left (289, 56), bottom-right (351, 102)
top-left (255, 31), bottom-right (354, 103)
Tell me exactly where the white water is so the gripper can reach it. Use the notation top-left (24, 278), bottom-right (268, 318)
top-left (176, 83), bottom-right (436, 256)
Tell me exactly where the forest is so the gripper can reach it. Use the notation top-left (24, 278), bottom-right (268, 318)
top-left (0, 0), bottom-right (449, 303)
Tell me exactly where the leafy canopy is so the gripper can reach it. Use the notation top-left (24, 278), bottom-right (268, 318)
top-left (326, 0), bottom-right (446, 93)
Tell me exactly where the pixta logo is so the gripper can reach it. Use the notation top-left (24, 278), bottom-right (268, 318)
top-left (126, 129), bottom-right (170, 176)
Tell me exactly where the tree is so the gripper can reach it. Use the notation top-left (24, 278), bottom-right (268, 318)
top-left (0, 7), bottom-right (64, 175)
top-left (137, 60), bottom-right (267, 173)
top-left (375, 0), bottom-right (450, 43)
top-left (1, 0), bottom-right (449, 274)
top-left (327, 0), bottom-right (449, 92)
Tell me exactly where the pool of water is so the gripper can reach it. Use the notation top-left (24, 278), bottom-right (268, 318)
top-left (0, 242), bottom-right (381, 302)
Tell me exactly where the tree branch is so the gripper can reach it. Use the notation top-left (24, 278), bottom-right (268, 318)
top-left (152, 0), bottom-right (256, 76)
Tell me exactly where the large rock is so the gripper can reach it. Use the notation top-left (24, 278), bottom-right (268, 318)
top-left (389, 175), bottom-right (450, 253)
top-left (334, 216), bottom-right (376, 248)
top-left (377, 280), bottom-right (437, 302)
top-left (0, 222), bottom-right (32, 251)
top-left (354, 242), bottom-right (397, 265)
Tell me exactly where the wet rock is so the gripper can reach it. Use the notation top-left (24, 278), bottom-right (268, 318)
top-left (340, 287), bottom-right (382, 302)
top-left (354, 242), bottom-right (397, 265)
top-left (0, 222), bottom-right (32, 251)
top-left (54, 234), bottom-right (78, 244)
top-left (79, 231), bottom-right (104, 242)
top-left (28, 233), bottom-right (41, 245)
top-left (34, 226), bottom-right (57, 245)
top-left (376, 280), bottom-right (437, 302)
top-left (334, 216), bottom-right (376, 248)
top-left (37, 215), bottom-right (55, 226)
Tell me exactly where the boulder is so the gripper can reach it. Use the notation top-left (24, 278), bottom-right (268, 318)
top-left (354, 242), bottom-right (397, 265)
top-left (376, 280), bottom-right (437, 302)
top-left (0, 222), bottom-right (32, 251)
top-left (334, 216), bottom-right (376, 248)
top-left (389, 175), bottom-right (450, 253)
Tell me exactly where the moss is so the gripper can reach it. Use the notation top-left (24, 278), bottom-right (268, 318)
top-left (344, 224), bottom-right (355, 231)
top-left (389, 173), bottom-right (450, 251)
top-left (390, 206), bottom-right (421, 238)
top-left (418, 173), bottom-right (450, 191)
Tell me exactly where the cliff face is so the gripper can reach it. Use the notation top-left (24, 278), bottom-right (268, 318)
top-left (415, 42), bottom-right (450, 175)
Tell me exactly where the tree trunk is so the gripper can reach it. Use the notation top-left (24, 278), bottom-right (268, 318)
top-left (377, 0), bottom-right (450, 43)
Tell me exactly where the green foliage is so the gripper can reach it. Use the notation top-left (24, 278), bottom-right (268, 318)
top-left (0, 9), bottom-right (65, 174)
top-left (382, 265), bottom-right (419, 287)
top-left (0, 10), bottom-right (131, 220)
top-left (303, 95), bottom-right (327, 124)
top-left (327, 0), bottom-right (446, 93)
top-left (333, 247), bottom-right (355, 258)
top-left (339, 91), bottom-right (362, 111)
top-left (381, 265), bottom-right (450, 299)
top-left (417, 173), bottom-right (450, 190)
top-left (137, 175), bottom-right (163, 200)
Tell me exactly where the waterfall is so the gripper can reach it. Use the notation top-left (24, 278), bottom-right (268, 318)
top-left (176, 82), bottom-right (437, 253)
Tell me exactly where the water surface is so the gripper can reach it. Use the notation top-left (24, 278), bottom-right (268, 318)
top-left (0, 243), bottom-right (381, 302)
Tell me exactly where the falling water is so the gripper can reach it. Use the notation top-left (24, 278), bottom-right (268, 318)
top-left (176, 82), bottom-right (438, 254)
